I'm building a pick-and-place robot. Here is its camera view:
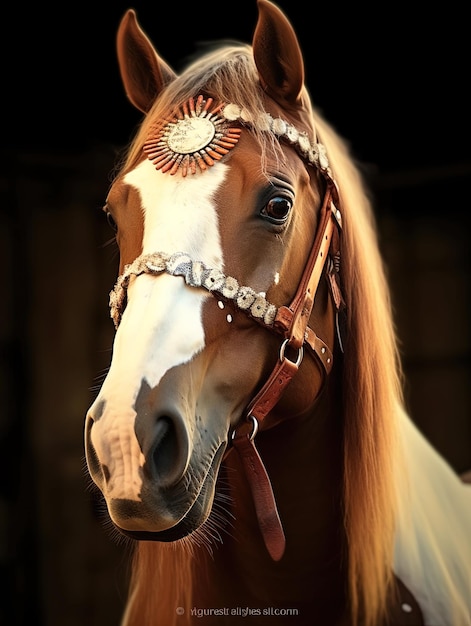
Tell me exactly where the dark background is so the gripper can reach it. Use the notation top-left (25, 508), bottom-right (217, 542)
top-left (4, 2), bottom-right (470, 169)
top-left (2, 2), bottom-right (470, 625)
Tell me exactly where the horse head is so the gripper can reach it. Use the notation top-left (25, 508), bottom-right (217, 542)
top-left (85, 0), bottom-right (340, 554)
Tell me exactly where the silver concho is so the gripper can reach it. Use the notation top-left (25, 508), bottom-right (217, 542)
top-left (166, 117), bottom-right (216, 154)
top-left (143, 95), bottom-right (241, 176)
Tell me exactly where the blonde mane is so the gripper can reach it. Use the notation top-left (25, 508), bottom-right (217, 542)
top-left (314, 113), bottom-right (404, 624)
top-left (120, 44), bottom-right (404, 626)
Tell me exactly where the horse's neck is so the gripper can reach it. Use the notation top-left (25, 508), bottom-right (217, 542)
top-left (196, 385), bottom-right (348, 622)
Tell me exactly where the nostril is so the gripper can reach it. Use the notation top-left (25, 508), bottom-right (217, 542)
top-left (154, 415), bottom-right (172, 448)
top-left (149, 415), bottom-right (189, 487)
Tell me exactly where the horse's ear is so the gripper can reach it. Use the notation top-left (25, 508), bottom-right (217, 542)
top-left (116, 9), bottom-right (177, 113)
top-left (252, 0), bottom-right (304, 106)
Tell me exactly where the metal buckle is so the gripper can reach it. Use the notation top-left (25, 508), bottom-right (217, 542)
top-left (279, 338), bottom-right (304, 367)
top-left (231, 414), bottom-right (259, 442)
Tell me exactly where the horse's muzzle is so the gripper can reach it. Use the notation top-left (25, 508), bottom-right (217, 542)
top-left (85, 391), bottom-right (227, 537)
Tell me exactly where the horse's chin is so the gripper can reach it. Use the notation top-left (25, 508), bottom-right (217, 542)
top-left (115, 508), bottom-right (202, 542)
top-left (114, 442), bottom-right (226, 543)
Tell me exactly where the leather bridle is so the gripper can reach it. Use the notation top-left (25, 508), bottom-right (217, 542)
top-left (108, 103), bottom-right (344, 561)
top-left (229, 178), bottom-right (343, 561)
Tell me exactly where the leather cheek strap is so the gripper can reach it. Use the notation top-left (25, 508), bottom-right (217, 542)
top-left (274, 185), bottom-right (338, 349)
top-left (230, 186), bottom-right (342, 562)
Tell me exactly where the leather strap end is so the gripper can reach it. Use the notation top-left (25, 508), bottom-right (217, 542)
top-left (232, 434), bottom-right (286, 561)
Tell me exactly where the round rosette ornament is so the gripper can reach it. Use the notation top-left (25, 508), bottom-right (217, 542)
top-left (143, 95), bottom-right (242, 176)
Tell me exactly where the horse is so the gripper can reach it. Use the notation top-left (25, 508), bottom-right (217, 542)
top-left (84, 2), bottom-right (471, 624)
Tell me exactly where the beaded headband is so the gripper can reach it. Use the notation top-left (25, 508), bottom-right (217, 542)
top-left (143, 95), bottom-right (332, 179)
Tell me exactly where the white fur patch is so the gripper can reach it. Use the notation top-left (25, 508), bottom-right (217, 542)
top-left (87, 160), bottom-right (228, 504)
top-left (98, 159), bottom-right (227, 402)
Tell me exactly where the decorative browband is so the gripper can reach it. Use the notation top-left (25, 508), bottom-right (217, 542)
top-left (223, 102), bottom-right (331, 177)
top-left (143, 95), bottom-right (332, 178)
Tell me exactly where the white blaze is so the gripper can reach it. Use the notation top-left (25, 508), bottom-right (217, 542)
top-left (99, 158), bottom-right (227, 403)
top-left (87, 159), bottom-right (228, 507)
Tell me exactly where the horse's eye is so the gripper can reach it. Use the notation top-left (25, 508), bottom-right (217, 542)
top-left (106, 211), bottom-right (118, 233)
top-left (260, 196), bottom-right (293, 224)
